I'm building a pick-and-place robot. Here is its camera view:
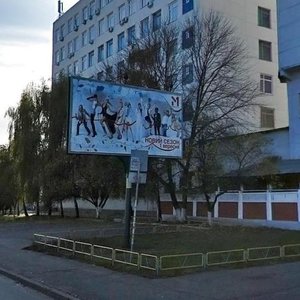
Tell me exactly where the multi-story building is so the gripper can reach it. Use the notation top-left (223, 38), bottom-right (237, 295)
top-left (277, 0), bottom-right (300, 159)
top-left (52, 0), bottom-right (288, 130)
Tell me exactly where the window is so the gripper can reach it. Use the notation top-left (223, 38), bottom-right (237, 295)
top-left (169, 38), bottom-right (178, 55)
top-left (68, 64), bottom-right (73, 75)
top-left (82, 6), bottom-right (88, 22)
top-left (182, 63), bottom-right (193, 84)
top-left (67, 18), bottom-right (73, 33)
top-left (152, 10), bottom-right (161, 31)
top-left (105, 0), bottom-right (113, 4)
top-left (82, 55), bottom-right (88, 71)
top-left (119, 4), bottom-right (126, 21)
top-left (88, 51), bottom-right (94, 67)
top-left (118, 32), bottom-right (125, 51)
top-left (260, 74), bottom-right (272, 94)
top-left (98, 44), bottom-right (104, 62)
top-left (259, 40), bottom-right (272, 61)
top-left (169, 1), bottom-right (178, 23)
top-left (74, 13), bottom-right (79, 26)
top-left (68, 41), bottom-right (74, 55)
top-left (106, 39), bottom-right (113, 57)
top-left (141, 0), bottom-right (147, 8)
top-left (129, 0), bottom-right (136, 15)
top-left (140, 17), bottom-right (149, 38)
top-left (258, 7), bottom-right (271, 28)
top-left (107, 12), bottom-right (114, 29)
top-left (82, 31), bottom-right (88, 46)
top-left (60, 24), bottom-right (65, 39)
top-left (99, 18), bottom-right (105, 35)
top-left (60, 46), bottom-right (66, 61)
top-left (90, 0), bottom-right (96, 17)
top-left (74, 37), bottom-right (79, 51)
top-left (89, 25), bottom-right (96, 41)
top-left (260, 107), bottom-right (274, 128)
top-left (183, 0), bottom-right (193, 14)
top-left (128, 25), bottom-right (136, 45)
top-left (182, 27), bottom-right (194, 49)
top-left (55, 29), bottom-right (60, 43)
top-left (74, 60), bottom-right (79, 75)
top-left (55, 50), bottom-right (60, 64)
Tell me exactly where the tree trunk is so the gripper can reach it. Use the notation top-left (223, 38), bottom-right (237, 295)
top-left (60, 200), bottom-right (64, 218)
top-left (96, 206), bottom-right (100, 219)
top-left (22, 199), bottom-right (28, 217)
top-left (156, 188), bottom-right (162, 222)
top-left (74, 197), bottom-right (80, 218)
top-left (48, 205), bottom-right (52, 216)
top-left (36, 200), bottom-right (40, 216)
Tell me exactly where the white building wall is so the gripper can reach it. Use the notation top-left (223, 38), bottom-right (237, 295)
top-left (52, 0), bottom-right (288, 130)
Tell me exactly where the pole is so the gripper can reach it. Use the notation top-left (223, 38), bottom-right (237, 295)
top-left (131, 162), bottom-right (140, 252)
top-left (123, 173), bottom-right (132, 249)
top-left (118, 156), bottom-right (132, 249)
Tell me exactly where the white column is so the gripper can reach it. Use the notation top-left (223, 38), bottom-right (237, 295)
top-left (193, 201), bottom-right (197, 217)
top-left (238, 187), bottom-right (243, 220)
top-left (266, 186), bottom-right (272, 221)
top-left (214, 200), bottom-right (219, 218)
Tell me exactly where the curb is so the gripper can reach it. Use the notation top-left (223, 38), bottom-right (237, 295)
top-left (0, 267), bottom-right (79, 300)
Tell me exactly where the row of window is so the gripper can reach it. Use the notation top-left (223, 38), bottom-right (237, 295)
top-left (55, 0), bottom-right (194, 43)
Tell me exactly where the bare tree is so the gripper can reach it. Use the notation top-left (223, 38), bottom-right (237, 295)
top-left (175, 11), bottom-right (258, 220)
top-left (95, 12), bottom-right (259, 222)
top-left (192, 133), bottom-right (276, 225)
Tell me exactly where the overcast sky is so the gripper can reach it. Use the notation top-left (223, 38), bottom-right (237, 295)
top-left (0, 0), bottom-right (78, 145)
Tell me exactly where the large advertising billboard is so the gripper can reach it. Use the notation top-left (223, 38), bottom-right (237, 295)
top-left (68, 76), bottom-right (183, 158)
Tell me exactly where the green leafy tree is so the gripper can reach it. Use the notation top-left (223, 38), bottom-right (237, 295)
top-left (0, 145), bottom-right (18, 215)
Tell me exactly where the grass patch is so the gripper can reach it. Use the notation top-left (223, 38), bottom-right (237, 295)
top-left (80, 225), bottom-right (300, 256)
top-left (30, 223), bottom-right (300, 277)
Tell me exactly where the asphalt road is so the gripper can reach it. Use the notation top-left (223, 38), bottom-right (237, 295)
top-left (0, 274), bottom-right (51, 300)
top-left (0, 218), bottom-right (299, 299)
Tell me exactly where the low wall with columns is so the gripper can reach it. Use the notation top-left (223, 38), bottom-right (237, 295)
top-left (161, 190), bottom-right (300, 222)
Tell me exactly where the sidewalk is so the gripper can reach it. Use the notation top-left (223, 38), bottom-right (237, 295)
top-left (0, 220), bottom-right (299, 300)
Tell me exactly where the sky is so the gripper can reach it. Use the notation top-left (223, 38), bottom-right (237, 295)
top-left (0, 0), bottom-right (78, 145)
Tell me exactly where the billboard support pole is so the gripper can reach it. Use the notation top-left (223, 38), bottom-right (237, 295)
top-left (124, 174), bottom-right (132, 249)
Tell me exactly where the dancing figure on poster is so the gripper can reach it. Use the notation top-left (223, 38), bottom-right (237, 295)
top-left (152, 107), bottom-right (161, 135)
top-left (123, 102), bottom-right (135, 142)
top-left (99, 98), bottom-right (118, 139)
top-left (161, 110), bottom-right (171, 137)
top-left (75, 105), bottom-right (91, 136)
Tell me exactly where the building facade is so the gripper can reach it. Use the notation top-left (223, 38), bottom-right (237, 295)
top-left (277, 0), bottom-right (300, 159)
top-left (52, 0), bottom-right (288, 130)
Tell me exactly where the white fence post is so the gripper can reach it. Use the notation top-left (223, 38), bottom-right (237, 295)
top-left (214, 199), bottom-right (219, 218)
top-left (266, 186), bottom-right (272, 221)
top-left (297, 189), bottom-right (300, 222)
top-left (214, 188), bottom-right (220, 218)
top-left (238, 186), bottom-right (243, 220)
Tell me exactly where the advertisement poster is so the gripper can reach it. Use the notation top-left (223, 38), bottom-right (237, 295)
top-left (68, 76), bottom-right (183, 158)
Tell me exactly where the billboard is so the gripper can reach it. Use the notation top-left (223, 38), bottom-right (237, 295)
top-left (68, 76), bottom-right (183, 158)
